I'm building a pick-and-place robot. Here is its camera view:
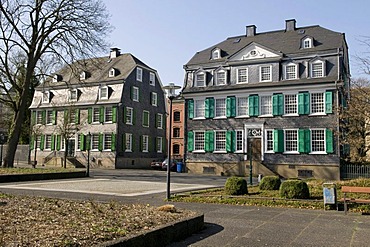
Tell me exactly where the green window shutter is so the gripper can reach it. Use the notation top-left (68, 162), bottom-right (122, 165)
top-left (272, 94), bottom-right (283, 116)
top-left (273, 129), bottom-right (284, 152)
top-left (248, 95), bottom-right (259, 116)
top-left (298, 92), bottom-right (310, 115)
top-left (98, 133), bottom-right (103, 151)
top-left (123, 107), bottom-right (127, 123)
top-left (325, 91), bottom-right (333, 114)
top-left (130, 86), bottom-right (133, 100)
top-left (205, 97), bottom-right (214, 119)
top-left (226, 130), bottom-right (235, 152)
top-left (42, 110), bottom-right (46, 124)
top-left (99, 107), bottom-right (104, 123)
top-left (56, 135), bottom-right (61, 151)
top-left (88, 108), bottom-right (92, 124)
top-left (30, 135), bottom-right (34, 150)
top-left (143, 111), bottom-right (149, 127)
top-left (86, 135), bottom-right (91, 151)
top-left (205, 131), bottom-right (214, 152)
top-left (122, 134), bottom-right (126, 151)
top-left (64, 109), bottom-right (68, 122)
top-left (80, 134), bottom-right (85, 151)
top-left (31, 111), bottom-right (36, 125)
top-left (155, 114), bottom-right (158, 128)
top-left (51, 135), bottom-right (55, 151)
top-left (75, 109), bottom-right (80, 124)
top-left (40, 135), bottom-right (45, 151)
top-left (133, 109), bottom-right (136, 125)
top-left (188, 99), bottom-right (194, 119)
top-left (112, 106), bottom-right (117, 123)
top-left (140, 135), bottom-right (143, 151)
top-left (111, 133), bottom-right (116, 151)
top-left (226, 96), bottom-right (236, 117)
top-left (326, 129), bottom-right (334, 153)
top-left (52, 110), bottom-right (57, 125)
top-left (298, 129), bottom-right (311, 153)
top-left (162, 137), bottom-right (165, 152)
top-left (187, 131), bottom-right (194, 152)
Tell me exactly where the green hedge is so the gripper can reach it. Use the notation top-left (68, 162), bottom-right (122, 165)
top-left (225, 177), bottom-right (248, 195)
top-left (259, 176), bottom-right (281, 190)
top-left (279, 180), bottom-right (310, 199)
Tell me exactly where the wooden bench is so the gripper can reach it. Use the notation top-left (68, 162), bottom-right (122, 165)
top-left (341, 186), bottom-right (370, 214)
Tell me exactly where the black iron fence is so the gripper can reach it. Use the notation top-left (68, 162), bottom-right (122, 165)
top-left (340, 162), bottom-right (370, 179)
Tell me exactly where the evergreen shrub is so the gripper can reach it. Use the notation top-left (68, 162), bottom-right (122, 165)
top-left (279, 180), bottom-right (310, 199)
top-left (259, 176), bottom-right (281, 190)
top-left (224, 177), bottom-right (248, 195)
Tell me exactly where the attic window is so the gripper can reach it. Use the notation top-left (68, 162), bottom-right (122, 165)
top-left (212, 49), bottom-right (221, 59)
top-left (69, 89), bottom-right (78, 101)
top-left (109, 68), bottom-right (117, 78)
top-left (52, 74), bottom-right (61, 83)
top-left (195, 72), bottom-right (206, 87)
top-left (42, 91), bottom-right (50, 103)
top-left (80, 71), bottom-right (89, 80)
top-left (149, 72), bottom-right (155, 86)
top-left (99, 86), bottom-right (109, 100)
top-left (302, 37), bottom-right (313, 49)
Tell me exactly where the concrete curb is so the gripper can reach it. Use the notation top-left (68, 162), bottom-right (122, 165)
top-left (98, 213), bottom-right (204, 247)
top-left (0, 171), bottom-right (87, 183)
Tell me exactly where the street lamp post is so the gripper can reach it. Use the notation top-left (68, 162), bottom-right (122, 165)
top-left (86, 132), bottom-right (91, 177)
top-left (0, 133), bottom-right (4, 167)
top-left (163, 83), bottom-right (181, 200)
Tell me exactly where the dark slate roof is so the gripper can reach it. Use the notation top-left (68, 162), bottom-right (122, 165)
top-left (185, 25), bottom-right (345, 67)
top-left (41, 53), bottom-right (154, 87)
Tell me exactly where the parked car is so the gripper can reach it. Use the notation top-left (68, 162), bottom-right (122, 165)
top-left (150, 158), bottom-right (176, 171)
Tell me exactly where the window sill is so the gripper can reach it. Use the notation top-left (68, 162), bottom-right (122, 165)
top-left (125, 122), bottom-right (133, 125)
top-left (213, 151), bottom-right (227, 154)
top-left (283, 114), bottom-right (299, 117)
top-left (309, 151), bottom-right (327, 155)
top-left (235, 115), bottom-right (249, 118)
top-left (265, 151), bottom-right (275, 154)
top-left (259, 115), bottom-right (273, 118)
top-left (309, 113), bottom-right (326, 116)
top-left (214, 116), bottom-right (227, 119)
top-left (283, 151), bottom-right (299, 154)
top-left (193, 117), bottom-right (205, 120)
top-left (192, 150), bottom-right (205, 153)
top-left (125, 150), bottom-right (132, 153)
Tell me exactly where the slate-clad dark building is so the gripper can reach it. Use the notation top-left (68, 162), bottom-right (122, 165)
top-left (182, 19), bottom-right (350, 180)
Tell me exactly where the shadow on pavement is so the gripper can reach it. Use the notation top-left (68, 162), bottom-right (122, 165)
top-left (167, 222), bottom-right (224, 247)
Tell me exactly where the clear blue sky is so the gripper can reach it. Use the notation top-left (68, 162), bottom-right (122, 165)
top-left (102, 0), bottom-right (370, 87)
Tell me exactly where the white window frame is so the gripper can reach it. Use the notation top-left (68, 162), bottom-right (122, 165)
top-left (103, 133), bottom-right (112, 151)
top-left (311, 61), bottom-right (325, 78)
top-left (237, 68), bottom-right (248, 84)
top-left (194, 99), bottom-right (205, 119)
top-left (265, 129), bottom-right (274, 153)
top-left (310, 129), bottom-right (326, 154)
top-left (46, 110), bottom-right (53, 125)
top-left (215, 70), bottom-right (226, 85)
top-left (259, 66), bottom-right (272, 82)
top-left (36, 111), bottom-right (43, 125)
top-left (195, 72), bottom-right (206, 87)
top-left (109, 68), bottom-right (116, 78)
top-left (91, 134), bottom-right (100, 151)
top-left (156, 137), bottom-right (163, 153)
top-left (214, 130), bottom-right (226, 153)
top-left (80, 71), bottom-right (87, 80)
top-left (69, 109), bottom-right (76, 125)
top-left (42, 91), bottom-right (50, 103)
top-left (310, 92), bottom-right (325, 115)
top-left (235, 130), bottom-right (244, 153)
top-left (157, 113), bottom-right (163, 129)
top-left (193, 131), bottom-right (205, 152)
top-left (151, 92), bottom-right (158, 106)
top-left (99, 86), bottom-right (108, 100)
top-left (125, 107), bottom-right (133, 125)
top-left (69, 89), bottom-right (78, 102)
top-left (125, 133), bottom-right (132, 152)
top-left (132, 86), bottom-right (139, 102)
top-left (215, 98), bottom-right (226, 118)
top-left (302, 37), bottom-right (312, 49)
top-left (236, 96), bottom-right (248, 117)
top-left (149, 72), bottom-right (155, 86)
top-left (212, 49), bottom-right (220, 59)
top-left (104, 106), bottom-right (113, 123)
top-left (142, 135), bottom-right (149, 152)
top-left (137, 67), bottom-right (143, 82)
top-left (284, 94), bottom-right (298, 116)
top-left (92, 107), bottom-right (100, 123)
top-left (260, 95), bottom-right (272, 116)
top-left (36, 136), bottom-right (42, 150)
top-left (45, 135), bottom-right (52, 150)
top-left (284, 63), bottom-right (297, 80)
top-left (284, 129), bottom-right (299, 154)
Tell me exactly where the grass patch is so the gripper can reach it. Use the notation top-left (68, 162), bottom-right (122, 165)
top-left (0, 167), bottom-right (83, 175)
top-left (171, 178), bottom-right (370, 213)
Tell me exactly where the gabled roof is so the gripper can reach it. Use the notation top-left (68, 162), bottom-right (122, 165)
top-left (41, 53), bottom-right (155, 87)
top-left (185, 25), bottom-right (345, 67)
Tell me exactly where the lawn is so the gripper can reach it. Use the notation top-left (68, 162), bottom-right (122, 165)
top-left (0, 167), bottom-right (83, 175)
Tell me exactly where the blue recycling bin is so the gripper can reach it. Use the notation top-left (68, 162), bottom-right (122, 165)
top-left (176, 162), bottom-right (183, 173)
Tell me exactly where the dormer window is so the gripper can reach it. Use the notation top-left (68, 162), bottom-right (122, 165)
top-left (69, 89), bottom-right (78, 101)
top-left (99, 86), bottom-right (109, 100)
top-left (136, 67), bottom-right (143, 82)
top-left (215, 68), bottom-right (227, 85)
top-left (260, 66), bottom-right (272, 82)
top-left (109, 68), bottom-right (117, 78)
top-left (212, 48), bottom-right (221, 60)
top-left (42, 91), bottom-right (50, 103)
top-left (52, 74), bottom-right (62, 83)
top-left (301, 37), bottom-right (313, 49)
top-left (80, 71), bottom-right (89, 80)
top-left (311, 60), bottom-right (325, 78)
top-left (195, 72), bottom-right (206, 87)
top-left (284, 63), bottom-right (298, 80)
top-left (149, 72), bottom-right (155, 86)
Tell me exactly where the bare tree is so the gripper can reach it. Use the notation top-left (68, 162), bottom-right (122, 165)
top-left (0, 0), bottom-right (111, 167)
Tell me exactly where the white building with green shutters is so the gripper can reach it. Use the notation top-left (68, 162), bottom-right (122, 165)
top-left (29, 48), bottom-right (166, 168)
top-left (182, 20), bottom-right (350, 180)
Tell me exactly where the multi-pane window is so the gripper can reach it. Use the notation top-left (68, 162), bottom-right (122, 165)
top-left (311, 93), bottom-right (325, 114)
top-left (216, 71), bottom-right (226, 85)
top-left (104, 134), bottom-right (112, 150)
top-left (151, 92), bottom-right (157, 106)
top-left (125, 107), bottom-right (133, 124)
top-left (303, 38), bottom-right (312, 48)
top-left (46, 110), bottom-right (53, 124)
top-left (36, 111), bottom-right (43, 124)
top-left (285, 64), bottom-right (297, 80)
top-left (311, 62), bottom-right (324, 78)
top-left (235, 130), bottom-right (243, 152)
top-left (195, 99), bottom-right (205, 118)
top-left (137, 67), bottom-right (143, 82)
top-left (69, 89), bottom-right (78, 101)
top-left (215, 131), bottom-right (226, 151)
top-left (91, 134), bottom-right (100, 150)
top-left (174, 111), bottom-right (181, 122)
top-left (266, 130), bottom-right (274, 152)
top-left (156, 113), bottom-right (163, 129)
top-left (237, 97), bottom-right (248, 116)
top-left (212, 49), bottom-right (220, 59)
top-left (132, 86), bottom-right (139, 102)
top-left (173, 144), bottom-right (180, 154)
top-left (93, 108), bottom-right (100, 123)
top-left (285, 130), bottom-right (298, 152)
top-left (45, 135), bottom-right (52, 150)
top-left (173, 128), bottom-right (180, 138)
top-left (36, 136), bottom-right (42, 149)
top-left (42, 91), bottom-right (50, 103)
top-left (260, 95), bottom-right (272, 115)
top-left (260, 66), bottom-right (271, 82)
top-left (237, 68), bottom-right (248, 84)
top-left (284, 94), bottom-right (297, 115)
top-left (69, 109), bottom-right (76, 124)
top-left (60, 137), bottom-right (65, 150)
top-left (149, 72), bottom-right (155, 86)
top-left (215, 98), bottom-right (226, 117)
top-left (311, 129), bottom-right (325, 152)
top-left (125, 133), bottom-right (132, 152)
top-left (99, 86), bottom-right (108, 100)
top-left (157, 137), bottom-right (163, 153)
top-left (142, 111), bottom-right (149, 127)
top-left (194, 131), bottom-right (205, 151)
top-left (105, 106), bottom-right (113, 122)
top-left (142, 135), bottom-right (149, 152)
top-left (196, 73), bottom-right (205, 87)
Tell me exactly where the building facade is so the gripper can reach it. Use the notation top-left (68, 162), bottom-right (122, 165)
top-left (29, 48), bottom-right (166, 169)
top-left (167, 96), bottom-right (185, 163)
top-left (182, 20), bottom-right (350, 180)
